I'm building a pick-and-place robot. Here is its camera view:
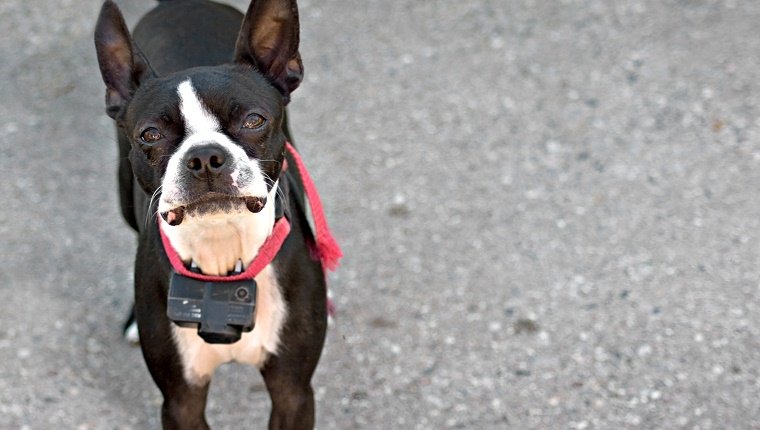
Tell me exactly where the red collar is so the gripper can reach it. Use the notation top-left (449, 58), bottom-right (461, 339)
top-left (159, 217), bottom-right (291, 282)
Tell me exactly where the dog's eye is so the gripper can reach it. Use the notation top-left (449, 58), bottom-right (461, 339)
top-left (242, 113), bottom-right (266, 129)
top-left (140, 127), bottom-right (163, 143)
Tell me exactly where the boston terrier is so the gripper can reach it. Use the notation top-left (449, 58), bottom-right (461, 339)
top-left (93, 0), bottom-right (341, 428)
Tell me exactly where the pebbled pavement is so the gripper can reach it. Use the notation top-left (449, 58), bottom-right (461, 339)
top-left (1, 0), bottom-right (760, 428)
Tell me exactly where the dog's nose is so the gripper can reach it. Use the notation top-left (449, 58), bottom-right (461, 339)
top-left (185, 145), bottom-right (228, 179)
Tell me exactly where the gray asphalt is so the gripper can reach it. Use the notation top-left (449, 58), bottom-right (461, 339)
top-left (2, 0), bottom-right (760, 428)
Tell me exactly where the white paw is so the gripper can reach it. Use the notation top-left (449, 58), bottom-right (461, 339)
top-left (124, 321), bottom-right (140, 345)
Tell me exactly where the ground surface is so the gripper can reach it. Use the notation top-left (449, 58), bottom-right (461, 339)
top-left (2, 0), bottom-right (760, 428)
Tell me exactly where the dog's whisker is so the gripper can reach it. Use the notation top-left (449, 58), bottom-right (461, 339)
top-left (144, 185), bottom-right (163, 227)
top-left (262, 173), bottom-right (286, 205)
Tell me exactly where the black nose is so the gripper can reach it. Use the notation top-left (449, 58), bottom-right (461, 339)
top-left (185, 145), bottom-right (228, 179)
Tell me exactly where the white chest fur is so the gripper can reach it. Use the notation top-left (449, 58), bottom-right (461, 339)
top-left (170, 264), bottom-right (287, 386)
top-left (162, 184), bottom-right (287, 386)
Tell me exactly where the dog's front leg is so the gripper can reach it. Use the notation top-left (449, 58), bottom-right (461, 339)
top-left (261, 355), bottom-right (317, 430)
top-left (136, 293), bottom-right (212, 429)
top-left (159, 384), bottom-right (212, 430)
top-left (134, 253), bottom-right (212, 429)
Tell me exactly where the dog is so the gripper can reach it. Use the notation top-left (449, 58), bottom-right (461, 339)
top-left (94, 0), bottom-right (341, 428)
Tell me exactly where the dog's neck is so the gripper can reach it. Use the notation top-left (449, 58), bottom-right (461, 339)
top-left (160, 183), bottom-right (278, 276)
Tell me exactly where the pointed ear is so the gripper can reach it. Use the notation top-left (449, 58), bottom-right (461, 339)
top-left (234, 0), bottom-right (303, 100)
top-left (94, 0), bottom-right (155, 119)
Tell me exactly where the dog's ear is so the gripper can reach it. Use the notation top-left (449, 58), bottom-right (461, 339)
top-left (94, 0), bottom-right (155, 119)
top-left (234, 0), bottom-right (303, 101)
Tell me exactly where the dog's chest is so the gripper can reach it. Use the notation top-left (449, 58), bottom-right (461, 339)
top-left (171, 264), bottom-right (287, 385)
top-left (160, 173), bottom-right (286, 385)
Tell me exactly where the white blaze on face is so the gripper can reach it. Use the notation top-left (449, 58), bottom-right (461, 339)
top-left (157, 79), bottom-right (268, 215)
top-left (178, 80), bottom-right (220, 134)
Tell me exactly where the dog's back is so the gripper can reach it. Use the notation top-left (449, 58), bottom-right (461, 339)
top-left (134, 1), bottom-right (243, 74)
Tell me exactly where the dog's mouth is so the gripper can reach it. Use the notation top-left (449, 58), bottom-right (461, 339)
top-left (160, 194), bottom-right (267, 226)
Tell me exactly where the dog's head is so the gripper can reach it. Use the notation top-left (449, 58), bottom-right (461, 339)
top-left (94, 0), bottom-right (303, 226)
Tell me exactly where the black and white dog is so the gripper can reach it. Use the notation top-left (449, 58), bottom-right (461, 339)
top-left (94, 0), bottom-right (340, 428)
